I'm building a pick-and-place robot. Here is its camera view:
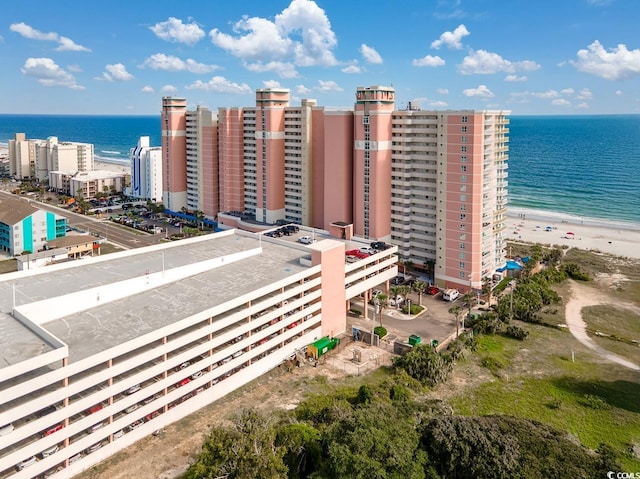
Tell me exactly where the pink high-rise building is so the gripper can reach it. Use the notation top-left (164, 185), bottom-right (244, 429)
top-left (160, 87), bottom-right (510, 288)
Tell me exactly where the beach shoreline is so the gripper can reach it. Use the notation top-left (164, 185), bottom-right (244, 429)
top-left (505, 209), bottom-right (640, 259)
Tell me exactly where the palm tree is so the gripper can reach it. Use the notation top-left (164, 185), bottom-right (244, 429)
top-left (399, 285), bottom-right (411, 312)
top-left (413, 280), bottom-right (426, 306)
top-left (448, 305), bottom-right (463, 337)
top-left (462, 290), bottom-right (475, 318)
top-left (482, 276), bottom-right (493, 306)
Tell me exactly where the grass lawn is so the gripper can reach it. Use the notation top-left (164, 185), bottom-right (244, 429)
top-left (446, 326), bottom-right (640, 470)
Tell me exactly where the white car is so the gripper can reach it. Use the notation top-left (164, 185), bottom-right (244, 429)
top-left (125, 403), bottom-right (139, 414)
top-left (442, 289), bottom-right (460, 301)
top-left (113, 429), bottom-right (125, 439)
top-left (40, 444), bottom-right (59, 458)
top-left (15, 456), bottom-right (37, 471)
top-left (389, 296), bottom-right (404, 307)
top-left (86, 422), bottom-right (105, 434)
top-left (359, 247), bottom-right (377, 255)
top-left (86, 442), bottom-right (103, 454)
top-left (0, 423), bottom-right (14, 436)
top-left (125, 384), bottom-right (141, 395)
top-left (191, 370), bottom-right (204, 379)
top-left (297, 235), bottom-right (315, 245)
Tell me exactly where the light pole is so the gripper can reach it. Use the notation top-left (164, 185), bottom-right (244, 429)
top-left (373, 298), bottom-right (380, 346)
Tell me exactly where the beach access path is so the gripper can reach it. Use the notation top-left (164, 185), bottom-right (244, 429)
top-left (564, 281), bottom-right (639, 371)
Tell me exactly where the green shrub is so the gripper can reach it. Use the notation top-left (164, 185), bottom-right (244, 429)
top-left (349, 308), bottom-right (362, 316)
top-left (402, 304), bottom-right (424, 315)
top-left (374, 326), bottom-right (387, 338)
top-left (580, 394), bottom-right (611, 410)
top-left (504, 325), bottom-right (529, 341)
top-left (481, 356), bottom-right (504, 372)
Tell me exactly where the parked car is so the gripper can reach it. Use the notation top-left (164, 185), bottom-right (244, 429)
top-left (42, 423), bottom-right (63, 436)
top-left (68, 453), bottom-right (83, 464)
top-left (191, 370), bottom-right (204, 379)
top-left (127, 419), bottom-right (144, 432)
top-left (175, 361), bottom-right (190, 372)
top-left (113, 429), bottom-right (125, 439)
top-left (125, 384), bottom-right (141, 395)
top-left (391, 275), bottom-right (405, 285)
top-left (124, 404), bottom-right (139, 414)
top-left (37, 405), bottom-right (57, 417)
top-left (370, 241), bottom-right (389, 250)
top-left (177, 378), bottom-right (191, 387)
top-left (359, 247), bottom-right (377, 255)
top-left (40, 444), bottom-right (59, 459)
top-left (15, 456), bottom-right (37, 471)
top-left (427, 286), bottom-right (440, 295)
top-left (86, 442), bottom-right (103, 454)
top-left (87, 422), bottom-right (105, 434)
top-left (389, 296), bottom-right (404, 307)
top-left (297, 235), bottom-right (315, 244)
top-left (0, 423), bottom-right (14, 436)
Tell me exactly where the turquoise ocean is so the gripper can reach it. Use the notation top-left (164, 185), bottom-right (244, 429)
top-left (1, 114), bottom-right (639, 227)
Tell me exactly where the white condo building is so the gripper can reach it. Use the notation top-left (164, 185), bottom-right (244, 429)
top-left (129, 137), bottom-right (163, 203)
top-left (8, 134), bottom-right (94, 182)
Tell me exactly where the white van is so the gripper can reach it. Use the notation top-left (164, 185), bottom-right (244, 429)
top-left (442, 289), bottom-right (460, 301)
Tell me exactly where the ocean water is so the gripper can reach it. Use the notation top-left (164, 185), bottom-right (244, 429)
top-left (1, 114), bottom-right (639, 226)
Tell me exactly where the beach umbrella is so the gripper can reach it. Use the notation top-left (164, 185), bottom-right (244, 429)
top-left (567, 232), bottom-right (575, 235)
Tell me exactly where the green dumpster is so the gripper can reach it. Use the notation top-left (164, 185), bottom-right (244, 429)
top-left (408, 335), bottom-right (421, 346)
top-left (430, 339), bottom-right (439, 348)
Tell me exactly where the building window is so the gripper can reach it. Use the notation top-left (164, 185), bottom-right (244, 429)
top-left (460, 243), bottom-right (465, 249)
top-left (460, 271), bottom-right (467, 278)
top-left (461, 136), bottom-right (467, 143)
top-left (459, 252), bottom-right (465, 259)
top-left (460, 175), bottom-right (467, 182)
top-left (461, 156), bottom-right (467, 162)
top-left (460, 214), bottom-right (466, 220)
top-left (459, 262), bottom-right (466, 269)
top-left (460, 185), bottom-right (466, 191)
top-left (461, 116), bottom-right (468, 123)
top-left (460, 194), bottom-right (466, 201)
top-left (461, 165), bottom-right (467, 172)
top-left (460, 224), bottom-right (466, 230)
top-left (461, 146), bottom-right (467, 152)
top-left (460, 204), bottom-right (466, 211)
top-left (461, 126), bottom-right (467, 133)
top-left (460, 233), bottom-right (466, 240)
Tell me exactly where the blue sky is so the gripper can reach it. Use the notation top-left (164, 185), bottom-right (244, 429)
top-left (1, 0), bottom-right (639, 115)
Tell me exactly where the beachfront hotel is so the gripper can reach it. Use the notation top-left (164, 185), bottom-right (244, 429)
top-left (0, 228), bottom-right (398, 479)
top-left (161, 86), bottom-right (510, 290)
top-left (128, 136), bottom-right (163, 203)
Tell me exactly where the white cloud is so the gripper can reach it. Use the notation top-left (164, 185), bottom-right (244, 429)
top-left (141, 85), bottom-right (155, 93)
top-left (263, 80), bottom-right (282, 88)
top-left (431, 24), bottom-right (470, 50)
top-left (576, 88), bottom-right (593, 99)
top-left (67, 64), bottom-right (83, 73)
top-left (462, 84), bottom-right (494, 98)
top-left (429, 100), bottom-right (448, 108)
top-left (342, 64), bottom-right (362, 74)
top-left (412, 55), bottom-right (445, 67)
top-left (161, 85), bottom-right (178, 93)
top-left (360, 44), bottom-right (382, 64)
top-left (141, 53), bottom-right (219, 74)
top-left (459, 50), bottom-right (540, 74)
top-left (570, 40), bottom-right (640, 80)
top-left (505, 74), bottom-right (527, 82)
top-left (101, 63), bottom-right (134, 82)
top-left (150, 17), bottom-right (205, 45)
top-left (21, 57), bottom-right (84, 90)
top-left (295, 84), bottom-right (312, 95)
top-left (56, 36), bottom-right (90, 52)
top-left (576, 102), bottom-right (589, 109)
top-left (10, 22), bottom-right (90, 51)
top-left (316, 80), bottom-right (343, 92)
top-left (437, 88), bottom-right (449, 95)
top-left (185, 76), bottom-right (252, 94)
top-left (209, 0), bottom-right (338, 69)
top-left (531, 90), bottom-right (560, 99)
top-left (243, 61), bottom-right (298, 78)
top-left (615, 90), bottom-right (623, 96)
top-left (551, 98), bottom-right (571, 106)
top-left (561, 88), bottom-right (575, 95)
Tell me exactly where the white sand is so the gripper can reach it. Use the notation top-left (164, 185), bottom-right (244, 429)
top-left (507, 208), bottom-right (640, 259)
top-left (94, 160), bottom-right (130, 174)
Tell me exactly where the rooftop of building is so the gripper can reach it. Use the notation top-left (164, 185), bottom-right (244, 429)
top-left (0, 195), bottom-right (39, 225)
top-left (0, 229), bottom-right (321, 370)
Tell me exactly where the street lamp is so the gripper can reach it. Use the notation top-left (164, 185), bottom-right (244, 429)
top-left (373, 298), bottom-right (380, 346)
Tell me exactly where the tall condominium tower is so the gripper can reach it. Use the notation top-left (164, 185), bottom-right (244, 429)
top-left (353, 86), bottom-right (395, 241)
top-left (159, 88), bottom-right (509, 289)
top-left (161, 97), bottom-right (187, 212)
top-left (390, 108), bottom-right (509, 288)
top-left (130, 136), bottom-right (163, 203)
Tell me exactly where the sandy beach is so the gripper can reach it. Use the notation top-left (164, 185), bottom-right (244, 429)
top-left (94, 159), bottom-right (131, 174)
top-left (506, 208), bottom-right (640, 259)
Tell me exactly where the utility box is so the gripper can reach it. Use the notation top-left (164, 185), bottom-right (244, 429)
top-left (408, 335), bottom-right (422, 346)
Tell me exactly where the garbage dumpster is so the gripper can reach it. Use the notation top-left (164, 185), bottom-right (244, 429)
top-left (408, 335), bottom-right (422, 346)
top-left (430, 339), bottom-right (439, 348)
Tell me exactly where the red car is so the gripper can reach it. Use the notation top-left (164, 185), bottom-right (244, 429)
top-left (427, 286), bottom-right (440, 295)
top-left (176, 378), bottom-right (191, 387)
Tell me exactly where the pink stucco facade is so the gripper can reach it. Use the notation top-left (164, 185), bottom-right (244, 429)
top-left (200, 124), bottom-right (218, 218)
top-left (161, 97), bottom-right (187, 211)
top-left (218, 108), bottom-right (245, 214)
